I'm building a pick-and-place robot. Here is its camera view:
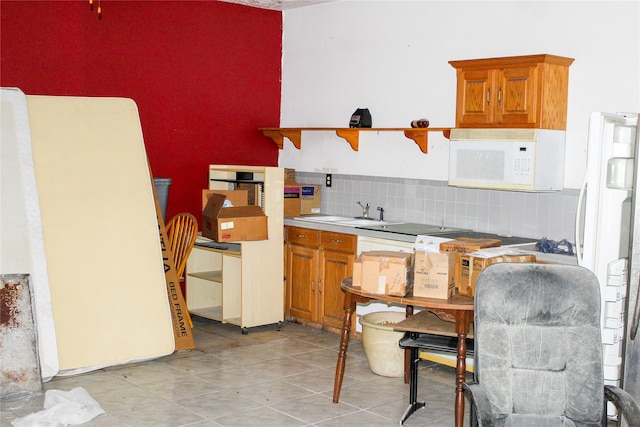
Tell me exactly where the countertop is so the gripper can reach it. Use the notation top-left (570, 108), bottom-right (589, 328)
top-left (284, 217), bottom-right (578, 265)
top-left (285, 217), bottom-right (419, 243)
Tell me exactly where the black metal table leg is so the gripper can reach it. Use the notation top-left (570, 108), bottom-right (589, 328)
top-left (399, 336), bottom-right (426, 425)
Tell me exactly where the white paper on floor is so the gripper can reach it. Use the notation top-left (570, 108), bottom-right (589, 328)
top-left (12, 387), bottom-right (105, 427)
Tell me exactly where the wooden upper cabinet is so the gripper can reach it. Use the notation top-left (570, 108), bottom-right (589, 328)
top-left (449, 54), bottom-right (574, 129)
top-left (453, 68), bottom-right (496, 126)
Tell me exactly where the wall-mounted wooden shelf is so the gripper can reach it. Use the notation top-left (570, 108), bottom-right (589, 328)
top-left (259, 127), bottom-right (451, 154)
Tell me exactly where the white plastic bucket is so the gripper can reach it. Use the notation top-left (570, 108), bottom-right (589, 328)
top-left (359, 311), bottom-right (406, 377)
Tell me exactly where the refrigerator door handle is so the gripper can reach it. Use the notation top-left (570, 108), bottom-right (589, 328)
top-left (575, 173), bottom-right (588, 266)
top-left (631, 277), bottom-right (640, 340)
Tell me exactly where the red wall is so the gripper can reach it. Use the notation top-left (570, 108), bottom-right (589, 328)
top-left (1, 0), bottom-right (282, 222)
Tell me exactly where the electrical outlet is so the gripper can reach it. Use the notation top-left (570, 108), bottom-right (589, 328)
top-left (325, 173), bottom-right (332, 187)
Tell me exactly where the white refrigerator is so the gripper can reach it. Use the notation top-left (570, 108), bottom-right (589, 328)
top-left (577, 111), bottom-right (640, 414)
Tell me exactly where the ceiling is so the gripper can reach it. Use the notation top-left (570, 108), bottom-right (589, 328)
top-left (218, 0), bottom-right (334, 11)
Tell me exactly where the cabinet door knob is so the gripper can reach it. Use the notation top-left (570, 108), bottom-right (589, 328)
top-left (498, 86), bottom-right (503, 106)
top-left (318, 279), bottom-right (323, 293)
top-left (331, 239), bottom-right (343, 244)
top-left (296, 234), bottom-right (307, 238)
top-left (311, 279), bottom-right (316, 292)
top-left (486, 87), bottom-right (491, 106)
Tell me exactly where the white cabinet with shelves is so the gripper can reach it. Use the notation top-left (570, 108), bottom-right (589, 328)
top-left (186, 239), bottom-right (241, 323)
top-left (186, 165), bottom-right (284, 333)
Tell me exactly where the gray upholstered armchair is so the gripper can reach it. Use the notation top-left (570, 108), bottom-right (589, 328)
top-left (464, 263), bottom-right (640, 427)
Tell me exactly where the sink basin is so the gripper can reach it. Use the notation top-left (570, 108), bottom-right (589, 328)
top-left (293, 215), bottom-right (354, 223)
top-left (335, 219), bottom-right (390, 227)
top-left (293, 215), bottom-right (390, 227)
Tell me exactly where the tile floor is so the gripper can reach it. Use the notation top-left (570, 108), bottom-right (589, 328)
top-left (2, 317), bottom-right (469, 426)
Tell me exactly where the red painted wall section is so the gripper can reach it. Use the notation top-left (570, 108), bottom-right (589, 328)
top-left (1, 1), bottom-right (282, 222)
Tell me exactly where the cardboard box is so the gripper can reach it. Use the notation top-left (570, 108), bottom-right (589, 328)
top-left (285, 168), bottom-right (297, 183)
top-left (235, 183), bottom-right (261, 206)
top-left (283, 167), bottom-right (321, 216)
top-left (284, 184), bottom-right (301, 217)
top-left (413, 251), bottom-right (456, 299)
top-left (300, 184), bottom-right (321, 214)
top-left (360, 251), bottom-right (413, 297)
top-left (202, 192), bottom-right (268, 242)
top-left (457, 254), bottom-right (537, 297)
top-left (352, 254), bottom-right (363, 288)
top-left (439, 238), bottom-right (501, 293)
top-left (439, 238), bottom-right (502, 253)
top-left (202, 189), bottom-right (248, 209)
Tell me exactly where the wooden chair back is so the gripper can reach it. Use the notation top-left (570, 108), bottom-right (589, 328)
top-left (165, 212), bottom-right (198, 279)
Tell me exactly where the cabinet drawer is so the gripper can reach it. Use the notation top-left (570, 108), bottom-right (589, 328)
top-left (321, 231), bottom-right (357, 253)
top-left (287, 226), bottom-right (321, 248)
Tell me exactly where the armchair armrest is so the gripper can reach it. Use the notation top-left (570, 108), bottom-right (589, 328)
top-left (463, 381), bottom-right (495, 427)
top-left (605, 385), bottom-right (640, 426)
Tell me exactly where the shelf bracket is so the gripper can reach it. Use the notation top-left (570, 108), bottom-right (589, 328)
top-left (261, 129), bottom-right (301, 149)
top-left (403, 129), bottom-right (428, 154)
top-left (335, 129), bottom-right (359, 151)
top-left (403, 128), bottom-right (452, 154)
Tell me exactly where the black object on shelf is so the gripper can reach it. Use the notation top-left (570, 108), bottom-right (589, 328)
top-left (349, 108), bottom-right (372, 128)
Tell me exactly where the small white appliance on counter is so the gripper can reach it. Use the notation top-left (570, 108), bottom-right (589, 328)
top-left (448, 128), bottom-right (566, 191)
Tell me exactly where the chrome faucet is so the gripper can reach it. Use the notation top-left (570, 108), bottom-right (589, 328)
top-left (377, 206), bottom-right (384, 221)
top-left (357, 201), bottom-right (370, 218)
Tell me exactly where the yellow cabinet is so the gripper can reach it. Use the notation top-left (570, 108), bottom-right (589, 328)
top-left (285, 226), bottom-right (357, 332)
top-left (449, 54), bottom-right (574, 130)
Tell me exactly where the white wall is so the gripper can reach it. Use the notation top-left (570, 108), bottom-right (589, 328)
top-left (279, 1), bottom-right (640, 190)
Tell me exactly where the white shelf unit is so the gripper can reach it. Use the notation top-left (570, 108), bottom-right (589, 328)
top-left (186, 165), bottom-right (284, 332)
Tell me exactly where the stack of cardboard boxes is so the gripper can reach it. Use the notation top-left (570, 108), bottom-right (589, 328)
top-left (351, 237), bottom-right (537, 299)
top-left (284, 169), bottom-right (321, 217)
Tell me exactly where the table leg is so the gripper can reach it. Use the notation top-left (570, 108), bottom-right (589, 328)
top-left (404, 305), bottom-right (414, 384)
top-left (454, 310), bottom-right (472, 427)
top-left (333, 292), bottom-right (356, 403)
top-left (399, 338), bottom-right (426, 425)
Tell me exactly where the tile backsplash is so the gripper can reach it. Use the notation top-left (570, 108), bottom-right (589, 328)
top-left (295, 172), bottom-right (580, 242)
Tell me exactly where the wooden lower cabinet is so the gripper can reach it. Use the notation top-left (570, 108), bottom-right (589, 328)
top-left (320, 249), bottom-right (355, 329)
top-left (287, 243), bottom-right (318, 321)
top-left (285, 226), bottom-right (356, 332)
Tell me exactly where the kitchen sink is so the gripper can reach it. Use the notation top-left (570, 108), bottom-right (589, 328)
top-left (293, 215), bottom-right (391, 227)
top-left (293, 215), bottom-right (354, 223)
top-left (335, 219), bottom-right (390, 227)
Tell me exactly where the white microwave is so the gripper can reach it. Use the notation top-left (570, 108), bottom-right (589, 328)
top-left (448, 128), bottom-right (566, 192)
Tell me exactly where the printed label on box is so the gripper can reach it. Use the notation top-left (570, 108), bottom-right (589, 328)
top-left (284, 187), bottom-right (300, 198)
top-left (301, 186), bottom-right (316, 196)
top-left (377, 276), bottom-right (385, 294)
top-left (221, 221), bottom-right (235, 230)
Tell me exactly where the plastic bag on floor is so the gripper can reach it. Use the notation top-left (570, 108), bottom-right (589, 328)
top-left (12, 387), bottom-right (104, 427)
